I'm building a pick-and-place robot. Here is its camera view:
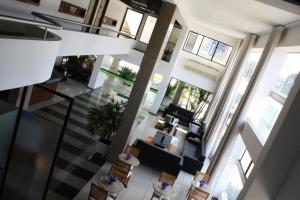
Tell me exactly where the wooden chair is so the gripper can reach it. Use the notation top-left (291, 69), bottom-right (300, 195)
top-left (125, 145), bottom-right (140, 157)
top-left (115, 158), bottom-right (132, 172)
top-left (186, 171), bottom-right (210, 197)
top-left (194, 171), bottom-right (210, 182)
top-left (109, 165), bottom-right (131, 187)
top-left (158, 172), bottom-right (176, 185)
top-left (88, 182), bottom-right (112, 200)
top-left (150, 172), bottom-right (176, 200)
top-left (187, 187), bottom-right (210, 200)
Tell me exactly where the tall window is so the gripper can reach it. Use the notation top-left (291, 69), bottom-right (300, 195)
top-left (249, 53), bottom-right (300, 144)
top-left (183, 31), bottom-right (233, 66)
top-left (219, 50), bottom-right (262, 139)
top-left (162, 78), bottom-right (213, 122)
top-left (184, 32), bottom-right (203, 54)
top-left (120, 9), bottom-right (144, 39)
top-left (273, 53), bottom-right (300, 97)
top-left (139, 15), bottom-right (157, 44)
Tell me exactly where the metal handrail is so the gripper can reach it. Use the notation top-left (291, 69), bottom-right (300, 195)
top-left (31, 12), bottom-right (62, 28)
top-left (0, 12), bottom-right (62, 40)
top-left (31, 11), bottom-right (134, 38)
top-left (0, 13), bottom-right (62, 30)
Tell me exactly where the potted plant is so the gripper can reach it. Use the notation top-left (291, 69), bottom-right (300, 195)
top-left (87, 99), bottom-right (126, 157)
top-left (162, 49), bottom-right (173, 62)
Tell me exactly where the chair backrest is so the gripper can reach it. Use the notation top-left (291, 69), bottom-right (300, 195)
top-left (189, 187), bottom-right (210, 200)
top-left (109, 165), bottom-right (128, 182)
top-left (125, 145), bottom-right (140, 157)
top-left (194, 171), bottom-right (210, 183)
top-left (159, 171), bottom-right (176, 186)
top-left (115, 158), bottom-right (131, 172)
top-left (88, 182), bottom-right (108, 200)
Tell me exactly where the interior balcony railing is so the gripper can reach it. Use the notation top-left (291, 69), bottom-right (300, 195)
top-left (32, 11), bottom-right (133, 38)
top-left (0, 12), bottom-right (62, 40)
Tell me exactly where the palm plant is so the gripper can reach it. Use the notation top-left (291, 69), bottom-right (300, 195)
top-left (87, 99), bottom-right (126, 145)
top-left (118, 66), bottom-right (137, 81)
top-left (166, 81), bottom-right (179, 97)
top-left (185, 87), bottom-right (212, 122)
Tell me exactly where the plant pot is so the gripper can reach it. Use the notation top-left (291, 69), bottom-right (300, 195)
top-left (99, 138), bottom-right (112, 145)
top-left (88, 140), bottom-right (110, 160)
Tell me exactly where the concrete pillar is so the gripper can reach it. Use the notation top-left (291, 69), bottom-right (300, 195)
top-left (88, 55), bottom-right (105, 89)
top-left (108, 1), bottom-right (177, 161)
top-left (88, 56), bottom-right (121, 90)
top-left (110, 58), bottom-right (121, 72)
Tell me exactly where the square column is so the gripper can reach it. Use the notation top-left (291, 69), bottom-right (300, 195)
top-left (108, 1), bottom-right (177, 161)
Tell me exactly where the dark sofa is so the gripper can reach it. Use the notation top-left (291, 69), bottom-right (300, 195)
top-left (187, 122), bottom-right (206, 140)
top-left (163, 103), bottom-right (194, 126)
top-left (133, 139), bottom-right (182, 177)
top-left (182, 131), bottom-right (206, 175)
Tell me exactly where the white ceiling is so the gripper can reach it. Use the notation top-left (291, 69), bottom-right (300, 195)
top-left (174, 0), bottom-right (300, 38)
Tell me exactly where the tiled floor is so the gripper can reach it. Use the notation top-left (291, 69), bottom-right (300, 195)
top-left (74, 162), bottom-right (194, 200)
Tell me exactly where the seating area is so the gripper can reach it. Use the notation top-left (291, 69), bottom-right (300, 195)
top-left (134, 115), bottom-right (207, 176)
top-left (84, 142), bottom-right (211, 200)
top-left (85, 160), bottom-right (211, 200)
top-left (88, 145), bottom-right (140, 199)
top-left (182, 122), bottom-right (207, 174)
top-left (133, 139), bottom-right (183, 177)
top-left (163, 104), bottom-right (195, 126)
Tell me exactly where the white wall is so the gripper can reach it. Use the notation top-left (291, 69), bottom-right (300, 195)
top-left (279, 22), bottom-right (300, 47)
top-left (101, 0), bottom-right (128, 32)
top-left (172, 50), bottom-right (220, 92)
top-left (172, 22), bottom-right (240, 93)
top-left (51, 29), bottom-right (136, 56)
top-left (276, 154), bottom-right (300, 200)
top-left (254, 22), bottom-right (300, 49)
top-left (115, 49), bottom-right (144, 67)
top-left (0, 34), bottom-right (61, 90)
top-left (241, 121), bottom-right (263, 162)
top-left (0, 0), bottom-right (91, 23)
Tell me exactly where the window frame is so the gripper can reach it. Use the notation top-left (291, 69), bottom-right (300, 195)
top-left (238, 149), bottom-right (254, 179)
top-left (212, 42), bottom-right (234, 65)
top-left (138, 14), bottom-right (158, 44)
top-left (183, 31), bottom-right (233, 66)
top-left (119, 8), bottom-right (144, 40)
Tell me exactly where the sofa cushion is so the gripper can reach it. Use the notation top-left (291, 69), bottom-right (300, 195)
top-left (187, 136), bottom-right (201, 145)
top-left (196, 140), bottom-right (206, 162)
top-left (182, 141), bottom-right (198, 160)
top-left (187, 122), bottom-right (205, 140)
